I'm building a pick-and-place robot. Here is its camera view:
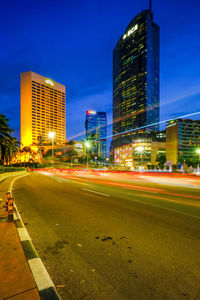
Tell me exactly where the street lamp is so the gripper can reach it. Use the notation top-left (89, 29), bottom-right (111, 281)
top-left (85, 141), bottom-right (90, 167)
top-left (48, 131), bottom-right (56, 161)
top-left (136, 146), bottom-right (144, 170)
top-left (196, 149), bottom-right (200, 174)
top-left (136, 146), bottom-right (144, 153)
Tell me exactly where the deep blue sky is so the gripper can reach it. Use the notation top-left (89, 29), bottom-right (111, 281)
top-left (0, 0), bottom-right (200, 144)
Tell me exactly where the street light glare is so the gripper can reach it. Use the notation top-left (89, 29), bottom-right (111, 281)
top-left (136, 146), bottom-right (144, 153)
top-left (48, 131), bottom-right (56, 139)
top-left (196, 149), bottom-right (200, 154)
top-left (85, 142), bottom-right (90, 148)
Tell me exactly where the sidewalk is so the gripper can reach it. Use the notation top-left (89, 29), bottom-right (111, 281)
top-left (0, 176), bottom-right (40, 300)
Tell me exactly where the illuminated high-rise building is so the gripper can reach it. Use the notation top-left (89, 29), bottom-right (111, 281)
top-left (166, 119), bottom-right (200, 164)
top-left (85, 111), bottom-right (107, 159)
top-left (113, 9), bottom-right (160, 149)
top-left (21, 71), bottom-right (66, 147)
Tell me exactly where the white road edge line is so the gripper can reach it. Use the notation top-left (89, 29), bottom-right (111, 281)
top-left (28, 258), bottom-right (54, 291)
top-left (81, 188), bottom-right (110, 197)
top-left (9, 172), bottom-right (29, 196)
top-left (10, 172), bottom-right (60, 298)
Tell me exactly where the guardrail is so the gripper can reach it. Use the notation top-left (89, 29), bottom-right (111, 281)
top-left (0, 171), bottom-right (27, 183)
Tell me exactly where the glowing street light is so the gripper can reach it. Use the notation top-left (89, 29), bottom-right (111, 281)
top-left (136, 146), bottom-right (144, 170)
top-left (85, 142), bottom-right (90, 148)
top-left (48, 131), bottom-right (55, 160)
top-left (136, 146), bottom-right (144, 153)
top-left (196, 149), bottom-right (200, 174)
top-left (85, 141), bottom-right (91, 167)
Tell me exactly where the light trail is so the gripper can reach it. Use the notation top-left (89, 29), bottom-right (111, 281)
top-left (41, 169), bottom-right (200, 200)
top-left (68, 103), bottom-right (159, 140)
top-left (94, 111), bottom-right (200, 141)
top-left (133, 193), bottom-right (200, 208)
top-left (67, 110), bottom-right (200, 142)
top-left (67, 88), bottom-right (200, 142)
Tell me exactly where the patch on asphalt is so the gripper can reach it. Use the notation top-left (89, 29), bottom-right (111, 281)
top-left (95, 235), bottom-right (126, 242)
top-left (101, 236), bottom-right (112, 241)
top-left (44, 240), bottom-right (69, 255)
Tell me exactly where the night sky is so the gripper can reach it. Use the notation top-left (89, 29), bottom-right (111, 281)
top-left (0, 0), bottom-right (200, 146)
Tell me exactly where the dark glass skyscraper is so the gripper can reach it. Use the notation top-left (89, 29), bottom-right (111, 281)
top-left (85, 111), bottom-right (107, 159)
top-left (113, 9), bottom-right (159, 149)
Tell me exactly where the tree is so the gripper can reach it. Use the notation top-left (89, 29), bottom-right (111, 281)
top-left (156, 152), bottom-right (166, 168)
top-left (0, 113), bottom-right (15, 164)
top-left (3, 137), bottom-right (20, 165)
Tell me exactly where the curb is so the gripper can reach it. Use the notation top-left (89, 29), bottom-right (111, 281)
top-left (9, 173), bottom-right (61, 300)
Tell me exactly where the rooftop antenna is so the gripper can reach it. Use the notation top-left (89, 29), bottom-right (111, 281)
top-left (150, 0), bottom-right (152, 11)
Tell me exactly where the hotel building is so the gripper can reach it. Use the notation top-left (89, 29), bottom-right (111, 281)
top-left (113, 9), bottom-right (160, 149)
top-left (21, 71), bottom-right (66, 147)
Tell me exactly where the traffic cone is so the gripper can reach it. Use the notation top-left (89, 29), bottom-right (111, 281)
top-left (7, 197), bottom-right (14, 223)
top-left (5, 192), bottom-right (11, 212)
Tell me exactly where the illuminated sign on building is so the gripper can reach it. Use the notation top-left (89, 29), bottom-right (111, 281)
top-left (45, 79), bottom-right (54, 86)
top-left (74, 143), bottom-right (83, 149)
top-left (87, 110), bottom-right (96, 115)
top-left (123, 24), bottom-right (138, 40)
top-left (74, 143), bottom-right (83, 153)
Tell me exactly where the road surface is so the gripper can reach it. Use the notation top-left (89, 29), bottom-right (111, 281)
top-left (13, 170), bottom-right (200, 300)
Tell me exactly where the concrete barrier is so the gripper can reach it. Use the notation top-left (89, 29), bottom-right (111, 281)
top-left (0, 171), bottom-right (27, 183)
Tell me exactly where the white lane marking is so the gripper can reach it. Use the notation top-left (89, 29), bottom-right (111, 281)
top-left (81, 188), bottom-right (110, 197)
top-left (124, 192), bottom-right (200, 221)
top-left (28, 258), bottom-right (54, 290)
top-left (56, 179), bottom-right (63, 183)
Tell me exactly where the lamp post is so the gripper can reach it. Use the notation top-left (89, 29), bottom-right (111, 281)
top-left (85, 141), bottom-right (90, 167)
top-left (196, 148), bottom-right (200, 156)
top-left (136, 146), bottom-right (144, 170)
top-left (196, 149), bottom-right (200, 174)
top-left (48, 131), bottom-right (55, 162)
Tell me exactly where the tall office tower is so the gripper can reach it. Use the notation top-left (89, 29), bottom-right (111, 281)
top-left (85, 111), bottom-right (107, 159)
top-left (21, 71), bottom-right (66, 147)
top-left (113, 9), bottom-right (159, 149)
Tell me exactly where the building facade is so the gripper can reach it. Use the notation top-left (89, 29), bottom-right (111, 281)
top-left (114, 138), bottom-right (165, 169)
top-left (166, 119), bottom-right (200, 164)
top-left (85, 111), bottom-right (107, 159)
top-left (113, 9), bottom-right (159, 149)
top-left (21, 71), bottom-right (66, 147)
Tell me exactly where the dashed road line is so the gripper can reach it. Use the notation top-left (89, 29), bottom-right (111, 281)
top-left (81, 188), bottom-right (110, 197)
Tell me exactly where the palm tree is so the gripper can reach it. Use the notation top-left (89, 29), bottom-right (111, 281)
top-left (3, 137), bottom-right (20, 165)
top-left (0, 113), bottom-right (13, 164)
top-left (0, 113), bottom-right (12, 140)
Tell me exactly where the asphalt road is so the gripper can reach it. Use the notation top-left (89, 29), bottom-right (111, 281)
top-left (13, 171), bottom-right (200, 300)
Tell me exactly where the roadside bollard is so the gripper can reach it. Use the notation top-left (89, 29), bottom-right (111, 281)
top-left (5, 192), bottom-right (11, 212)
top-left (7, 197), bottom-right (14, 223)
